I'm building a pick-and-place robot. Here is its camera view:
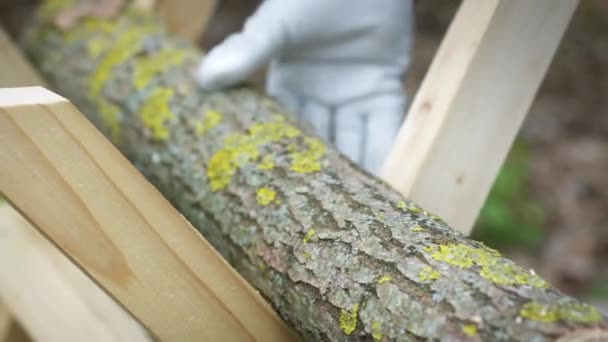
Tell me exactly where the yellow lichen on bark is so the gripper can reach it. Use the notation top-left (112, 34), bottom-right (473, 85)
top-left (290, 137), bottom-right (326, 174)
top-left (303, 229), bottom-right (316, 243)
top-left (418, 266), bottom-right (441, 282)
top-left (207, 120), bottom-right (327, 191)
top-left (195, 109), bottom-right (223, 136)
top-left (427, 243), bottom-right (548, 289)
top-left (339, 304), bottom-right (359, 335)
top-left (134, 49), bottom-right (192, 89)
top-left (371, 321), bottom-right (383, 340)
top-left (256, 187), bottom-right (277, 206)
top-left (520, 301), bottom-right (602, 324)
top-left (377, 275), bottom-right (392, 284)
top-left (139, 87), bottom-right (175, 140)
top-left (89, 25), bottom-right (157, 97)
top-left (462, 324), bottom-right (478, 337)
top-left (257, 155), bottom-right (276, 171)
top-left (51, 7), bottom-right (163, 143)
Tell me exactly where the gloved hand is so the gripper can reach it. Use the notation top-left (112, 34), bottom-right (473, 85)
top-left (196, 0), bottom-right (414, 175)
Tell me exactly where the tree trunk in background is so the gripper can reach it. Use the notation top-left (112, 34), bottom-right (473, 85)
top-left (18, 1), bottom-right (608, 340)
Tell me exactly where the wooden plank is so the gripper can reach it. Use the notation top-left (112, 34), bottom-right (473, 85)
top-left (3, 323), bottom-right (30, 342)
top-left (381, 0), bottom-right (578, 234)
top-left (0, 28), bottom-right (45, 87)
top-left (155, 0), bottom-right (218, 42)
top-left (0, 202), bottom-right (150, 342)
top-left (1, 302), bottom-right (30, 342)
top-left (0, 319), bottom-right (30, 342)
top-left (0, 26), bottom-right (284, 341)
top-left (0, 25), bottom-right (37, 342)
top-left (0, 87), bottom-right (296, 341)
top-left (0, 301), bottom-right (12, 342)
top-left (0, 26), bottom-right (148, 341)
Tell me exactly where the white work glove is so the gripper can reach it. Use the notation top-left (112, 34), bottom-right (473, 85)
top-left (196, 0), bottom-right (414, 175)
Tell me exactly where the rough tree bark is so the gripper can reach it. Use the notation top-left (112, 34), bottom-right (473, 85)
top-left (18, 1), bottom-right (608, 340)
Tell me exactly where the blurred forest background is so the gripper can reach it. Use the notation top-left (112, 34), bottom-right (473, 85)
top-left (201, 0), bottom-right (608, 313)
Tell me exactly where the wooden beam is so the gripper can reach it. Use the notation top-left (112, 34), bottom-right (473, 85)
top-left (381, 0), bottom-right (578, 234)
top-left (0, 202), bottom-right (150, 342)
top-left (0, 26), bottom-right (148, 341)
top-left (0, 28), bottom-right (45, 87)
top-left (0, 309), bottom-right (30, 342)
top-left (0, 303), bottom-right (31, 342)
top-left (0, 301), bottom-right (13, 342)
top-left (0, 86), bottom-right (296, 341)
top-left (0, 26), bottom-right (286, 341)
top-left (155, 0), bottom-right (218, 42)
top-left (3, 323), bottom-right (30, 342)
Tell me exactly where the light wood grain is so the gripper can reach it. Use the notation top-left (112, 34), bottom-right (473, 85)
top-left (0, 86), bottom-right (296, 341)
top-left (0, 301), bottom-right (13, 342)
top-left (382, 0), bottom-right (578, 234)
top-left (4, 324), bottom-right (30, 342)
top-left (0, 202), bottom-right (150, 342)
top-left (0, 28), bottom-right (45, 87)
top-left (0, 301), bottom-right (30, 342)
top-left (155, 0), bottom-right (218, 42)
top-left (0, 26), bottom-right (149, 341)
top-left (0, 312), bottom-right (29, 342)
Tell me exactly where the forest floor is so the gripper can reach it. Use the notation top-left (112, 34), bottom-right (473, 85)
top-left (203, 0), bottom-right (608, 313)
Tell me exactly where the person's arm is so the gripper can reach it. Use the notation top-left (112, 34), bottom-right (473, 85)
top-left (196, 0), bottom-right (414, 175)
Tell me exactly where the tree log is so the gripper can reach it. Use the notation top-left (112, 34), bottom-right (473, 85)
top-left (18, 1), bottom-right (608, 340)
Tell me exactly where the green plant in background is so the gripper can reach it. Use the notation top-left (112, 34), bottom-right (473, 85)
top-left (472, 140), bottom-right (546, 251)
top-left (581, 279), bottom-right (608, 310)
top-left (588, 280), bottom-right (608, 300)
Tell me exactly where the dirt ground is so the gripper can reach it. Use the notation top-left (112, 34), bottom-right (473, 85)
top-left (203, 0), bottom-right (608, 311)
